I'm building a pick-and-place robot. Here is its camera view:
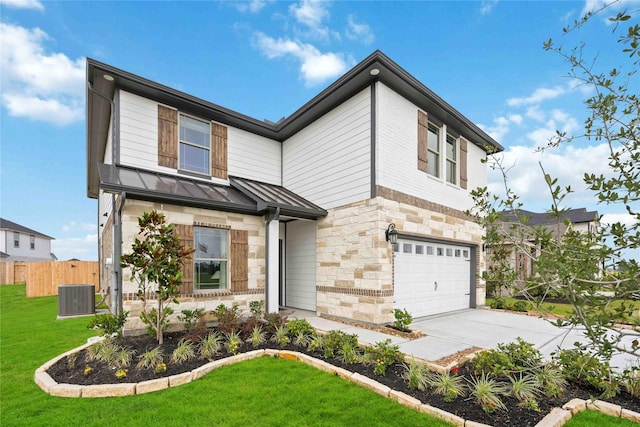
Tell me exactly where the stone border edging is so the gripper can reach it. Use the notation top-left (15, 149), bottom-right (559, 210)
top-left (35, 346), bottom-right (640, 426)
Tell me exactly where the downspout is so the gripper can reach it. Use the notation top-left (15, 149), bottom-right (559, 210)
top-left (265, 207), bottom-right (280, 312)
top-left (113, 192), bottom-right (126, 316)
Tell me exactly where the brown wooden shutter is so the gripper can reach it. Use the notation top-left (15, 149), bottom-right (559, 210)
top-left (211, 123), bottom-right (228, 179)
top-left (158, 105), bottom-right (178, 168)
top-left (460, 137), bottom-right (468, 189)
top-left (230, 229), bottom-right (248, 291)
top-left (417, 110), bottom-right (429, 173)
top-left (174, 224), bottom-right (194, 294)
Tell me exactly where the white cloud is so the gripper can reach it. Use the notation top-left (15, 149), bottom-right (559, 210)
top-left (506, 85), bottom-right (568, 107)
top-left (480, 0), bottom-right (499, 15)
top-left (235, 0), bottom-right (270, 13)
top-left (61, 221), bottom-right (96, 233)
top-left (526, 105), bottom-right (545, 122)
top-left (601, 213), bottom-right (639, 227)
top-left (51, 234), bottom-right (98, 261)
top-left (478, 114), bottom-right (523, 144)
top-left (345, 15), bottom-right (374, 44)
top-left (254, 32), bottom-right (350, 86)
top-left (288, 0), bottom-right (339, 41)
top-left (0, 23), bottom-right (85, 125)
top-left (0, 0), bottom-right (44, 10)
top-left (526, 109), bottom-right (579, 148)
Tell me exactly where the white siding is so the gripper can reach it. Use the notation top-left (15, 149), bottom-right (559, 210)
top-left (228, 127), bottom-right (281, 185)
top-left (283, 88), bottom-right (371, 209)
top-left (4, 232), bottom-right (52, 261)
top-left (376, 83), bottom-right (487, 212)
top-left (0, 230), bottom-right (6, 253)
top-left (285, 220), bottom-right (316, 311)
top-left (118, 91), bottom-right (282, 185)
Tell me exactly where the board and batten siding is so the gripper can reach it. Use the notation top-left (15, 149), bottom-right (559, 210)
top-left (118, 90), bottom-right (282, 185)
top-left (283, 88), bottom-right (371, 209)
top-left (285, 220), bottom-right (317, 311)
top-left (376, 83), bottom-right (485, 212)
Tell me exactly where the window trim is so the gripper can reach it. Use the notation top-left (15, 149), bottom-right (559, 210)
top-left (13, 232), bottom-right (19, 248)
top-left (427, 122), bottom-right (440, 178)
top-left (193, 226), bottom-right (229, 291)
top-left (30, 235), bottom-right (35, 250)
top-left (178, 113), bottom-right (211, 177)
top-left (446, 133), bottom-right (458, 185)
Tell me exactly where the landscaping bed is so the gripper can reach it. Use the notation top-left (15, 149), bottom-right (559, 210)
top-left (47, 318), bottom-right (640, 427)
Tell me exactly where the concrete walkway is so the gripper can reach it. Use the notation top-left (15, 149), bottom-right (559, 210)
top-left (292, 308), bottom-right (639, 370)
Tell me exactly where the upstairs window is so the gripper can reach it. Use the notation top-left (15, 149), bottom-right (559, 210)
top-left (179, 114), bottom-right (210, 175)
top-left (30, 235), bottom-right (35, 250)
top-left (427, 123), bottom-right (440, 177)
top-left (13, 232), bottom-right (19, 248)
top-left (446, 134), bottom-right (457, 184)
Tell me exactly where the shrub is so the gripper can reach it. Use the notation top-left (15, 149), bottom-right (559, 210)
top-left (509, 373), bottom-right (541, 411)
top-left (402, 357), bottom-right (429, 391)
top-left (337, 341), bottom-right (361, 365)
top-left (307, 332), bottom-right (325, 353)
top-left (512, 300), bottom-right (529, 312)
top-left (249, 300), bottom-right (264, 318)
top-left (212, 304), bottom-right (241, 334)
top-left (622, 365), bottom-right (640, 398)
top-left (171, 339), bottom-right (196, 363)
top-left (264, 311), bottom-right (289, 333)
top-left (363, 339), bottom-right (403, 375)
top-left (471, 337), bottom-right (542, 376)
top-left (87, 311), bottom-right (129, 338)
top-left (556, 348), bottom-right (619, 398)
top-left (137, 346), bottom-right (165, 369)
top-left (467, 374), bottom-right (509, 413)
top-left (225, 331), bottom-right (242, 355)
top-left (199, 331), bottom-right (223, 360)
top-left (249, 325), bottom-right (266, 349)
top-left (177, 308), bottom-right (206, 334)
top-left (287, 318), bottom-right (314, 337)
top-left (322, 330), bottom-right (358, 359)
top-left (536, 363), bottom-right (567, 398)
top-left (270, 325), bottom-right (290, 348)
top-left (392, 308), bottom-right (413, 332)
top-left (112, 346), bottom-right (135, 369)
top-left (426, 371), bottom-right (466, 402)
top-left (293, 331), bottom-right (309, 348)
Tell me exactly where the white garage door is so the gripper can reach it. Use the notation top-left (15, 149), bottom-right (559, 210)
top-left (394, 239), bottom-right (471, 318)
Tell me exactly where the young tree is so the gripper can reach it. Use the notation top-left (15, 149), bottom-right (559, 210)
top-left (468, 1), bottom-right (639, 360)
top-left (121, 210), bottom-right (194, 345)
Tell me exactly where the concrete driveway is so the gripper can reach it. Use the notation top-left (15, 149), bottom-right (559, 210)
top-left (403, 309), bottom-right (638, 371)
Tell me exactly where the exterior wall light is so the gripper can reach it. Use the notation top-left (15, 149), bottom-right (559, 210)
top-left (385, 223), bottom-right (398, 244)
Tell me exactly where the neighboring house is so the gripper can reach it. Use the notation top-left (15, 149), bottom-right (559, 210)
top-left (0, 218), bottom-right (57, 262)
top-left (493, 208), bottom-right (600, 282)
top-left (86, 50), bottom-right (503, 324)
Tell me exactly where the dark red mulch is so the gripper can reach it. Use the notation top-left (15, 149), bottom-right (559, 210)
top-left (47, 329), bottom-right (640, 426)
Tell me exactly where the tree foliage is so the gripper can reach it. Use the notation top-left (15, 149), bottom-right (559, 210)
top-left (120, 210), bottom-right (194, 345)
top-left (468, 1), bottom-right (639, 360)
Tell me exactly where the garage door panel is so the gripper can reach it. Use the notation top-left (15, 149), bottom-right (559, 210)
top-left (394, 239), bottom-right (471, 318)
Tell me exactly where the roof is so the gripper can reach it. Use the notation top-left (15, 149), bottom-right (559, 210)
top-left (86, 50), bottom-right (503, 198)
top-left (0, 218), bottom-right (54, 240)
top-left (500, 208), bottom-right (600, 226)
top-left (98, 164), bottom-right (326, 219)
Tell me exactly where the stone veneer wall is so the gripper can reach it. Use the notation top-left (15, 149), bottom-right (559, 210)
top-left (120, 199), bottom-right (266, 316)
top-left (316, 187), bottom-right (486, 325)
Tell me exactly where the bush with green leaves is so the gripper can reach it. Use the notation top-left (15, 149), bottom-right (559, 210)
top-left (212, 304), bottom-right (241, 334)
top-left (225, 331), bottom-right (242, 355)
top-left (249, 325), bottom-right (266, 349)
top-left (177, 308), bottom-right (206, 334)
top-left (363, 339), bottom-right (403, 375)
top-left (199, 331), bottom-right (223, 360)
top-left (535, 363), bottom-right (567, 398)
top-left (322, 330), bottom-right (358, 359)
top-left (87, 311), bottom-right (129, 338)
top-left (249, 300), bottom-right (264, 318)
top-left (402, 357), bottom-right (429, 391)
top-left (392, 308), bottom-right (413, 332)
top-left (555, 347), bottom-right (619, 398)
top-left (471, 337), bottom-right (542, 376)
top-left (137, 346), bottom-right (165, 369)
top-left (509, 373), bottom-right (542, 411)
top-left (171, 339), bottom-right (196, 363)
top-left (264, 311), bottom-right (289, 333)
top-left (286, 318), bottom-right (314, 337)
top-left (270, 325), bottom-right (290, 348)
top-left (337, 341), bottom-right (361, 365)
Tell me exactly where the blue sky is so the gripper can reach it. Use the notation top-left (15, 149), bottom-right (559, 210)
top-left (0, 0), bottom-right (637, 261)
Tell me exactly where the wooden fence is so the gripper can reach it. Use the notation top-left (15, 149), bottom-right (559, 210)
top-left (0, 261), bottom-right (99, 297)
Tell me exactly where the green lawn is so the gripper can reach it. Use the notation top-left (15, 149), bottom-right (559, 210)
top-left (564, 410), bottom-right (640, 426)
top-left (0, 285), bottom-right (450, 427)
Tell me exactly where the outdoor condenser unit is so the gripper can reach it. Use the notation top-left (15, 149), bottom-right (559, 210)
top-left (58, 284), bottom-right (95, 317)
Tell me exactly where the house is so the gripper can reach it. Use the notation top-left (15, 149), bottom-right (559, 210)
top-left (492, 208), bottom-right (600, 283)
top-left (0, 218), bottom-right (56, 262)
top-left (86, 50), bottom-right (503, 325)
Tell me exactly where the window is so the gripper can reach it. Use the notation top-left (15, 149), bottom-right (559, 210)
top-left (446, 134), bottom-right (457, 184)
top-left (426, 246), bottom-right (434, 255)
top-left (455, 249), bottom-right (461, 257)
top-left (403, 243), bottom-right (412, 253)
top-left (427, 123), bottom-right (440, 177)
top-left (194, 227), bottom-right (228, 290)
top-left (179, 114), bottom-right (210, 175)
top-left (446, 248), bottom-right (453, 257)
top-left (30, 235), bottom-right (35, 250)
top-left (415, 245), bottom-right (424, 255)
top-left (13, 232), bottom-right (19, 248)
top-left (463, 250), bottom-right (469, 258)
top-left (437, 247), bottom-right (444, 256)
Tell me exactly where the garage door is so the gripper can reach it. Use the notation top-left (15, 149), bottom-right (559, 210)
top-left (393, 239), bottom-right (471, 318)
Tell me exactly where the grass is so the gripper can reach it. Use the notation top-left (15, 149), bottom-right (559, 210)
top-left (0, 285), bottom-right (450, 427)
top-left (564, 410), bottom-right (640, 426)
top-left (2, 285), bottom-right (635, 427)
top-left (486, 297), bottom-right (640, 321)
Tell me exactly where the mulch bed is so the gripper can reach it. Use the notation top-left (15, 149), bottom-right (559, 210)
top-left (47, 328), bottom-right (640, 427)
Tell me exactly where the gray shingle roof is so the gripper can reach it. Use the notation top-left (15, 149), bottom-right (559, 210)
top-left (0, 218), bottom-right (54, 240)
top-left (500, 208), bottom-right (599, 226)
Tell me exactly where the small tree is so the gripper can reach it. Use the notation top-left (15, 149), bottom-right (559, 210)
top-left (468, 1), bottom-right (639, 359)
top-left (121, 210), bottom-right (194, 345)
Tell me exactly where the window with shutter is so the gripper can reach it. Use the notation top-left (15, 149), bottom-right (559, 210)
top-left (230, 229), bottom-right (248, 291)
top-left (158, 105), bottom-right (178, 168)
top-left (193, 227), bottom-right (228, 290)
top-left (174, 224), bottom-right (194, 294)
top-left (460, 137), bottom-right (468, 189)
top-left (417, 111), bottom-right (428, 172)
